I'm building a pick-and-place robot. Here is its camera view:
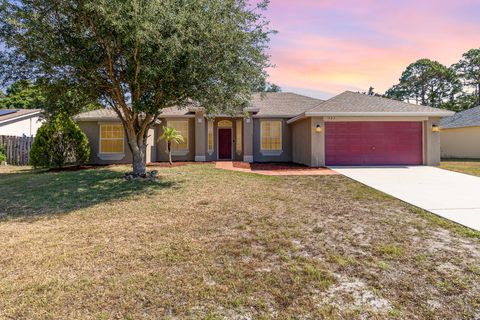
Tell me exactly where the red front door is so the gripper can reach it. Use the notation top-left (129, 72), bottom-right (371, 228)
top-left (325, 122), bottom-right (423, 166)
top-left (218, 128), bottom-right (232, 160)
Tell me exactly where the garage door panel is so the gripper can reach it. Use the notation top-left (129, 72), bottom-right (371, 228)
top-left (325, 122), bottom-right (423, 166)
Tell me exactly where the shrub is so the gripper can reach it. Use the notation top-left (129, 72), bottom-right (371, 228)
top-left (0, 144), bottom-right (6, 163)
top-left (30, 113), bottom-right (90, 168)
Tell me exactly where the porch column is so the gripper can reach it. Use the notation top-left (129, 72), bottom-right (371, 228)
top-left (424, 117), bottom-right (441, 166)
top-left (243, 113), bottom-right (254, 162)
top-left (146, 127), bottom-right (156, 163)
top-left (310, 117), bottom-right (325, 167)
top-left (195, 111), bottom-right (206, 162)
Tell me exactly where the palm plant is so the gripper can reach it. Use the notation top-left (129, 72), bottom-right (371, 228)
top-left (159, 127), bottom-right (184, 165)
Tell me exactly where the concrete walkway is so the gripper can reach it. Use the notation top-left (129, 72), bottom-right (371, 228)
top-left (332, 166), bottom-right (480, 231)
top-left (215, 162), bottom-right (337, 176)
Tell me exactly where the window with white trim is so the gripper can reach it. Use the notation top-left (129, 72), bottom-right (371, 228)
top-left (167, 120), bottom-right (188, 151)
top-left (208, 120), bottom-right (214, 154)
top-left (100, 124), bottom-right (124, 153)
top-left (261, 120), bottom-right (282, 151)
top-left (236, 119), bottom-right (242, 154)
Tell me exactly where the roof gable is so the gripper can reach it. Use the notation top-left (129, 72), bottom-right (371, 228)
top-left (306, 91), bottom-right (454, 116)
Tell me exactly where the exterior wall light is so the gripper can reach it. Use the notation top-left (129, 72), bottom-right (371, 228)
top-left (432, 124), bottom-right (440, 132)
top-left (315, 124), bottom-right (323, 133)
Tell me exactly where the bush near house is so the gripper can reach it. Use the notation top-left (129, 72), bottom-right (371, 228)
top-left (0, 144), bottom-right (6, 163)
top-left (30, 113), bottom-right (90, 168)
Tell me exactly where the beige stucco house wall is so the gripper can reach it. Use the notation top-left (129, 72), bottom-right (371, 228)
top-left (77, 121), bottom-right (134, 165)
top-left (291, 118), bottom-right (312, 166)
top-left (441, 127), bottom-right (480, 159)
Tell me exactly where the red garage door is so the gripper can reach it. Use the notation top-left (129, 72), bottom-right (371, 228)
top-left (325, 122), bottom-right (423, 166)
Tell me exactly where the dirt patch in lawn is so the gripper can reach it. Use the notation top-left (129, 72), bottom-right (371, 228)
top-left (0, 164), bottom-right (479, 319)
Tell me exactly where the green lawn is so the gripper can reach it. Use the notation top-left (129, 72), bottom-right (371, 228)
top-left (440, 159), bottom-right (480, 177)
top-left (0, 164), bottom-right (479, 319)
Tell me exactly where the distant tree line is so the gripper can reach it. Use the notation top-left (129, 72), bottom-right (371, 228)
top-left (383, 48), bottom-right (480, 111)
top-left (0, 79), bottom-right (102, 117)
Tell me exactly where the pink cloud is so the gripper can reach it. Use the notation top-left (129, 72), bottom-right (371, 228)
top-left (262, 0), bottom-right (480, 97)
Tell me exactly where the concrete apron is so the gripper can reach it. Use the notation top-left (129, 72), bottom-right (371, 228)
top-left (331, 166), bottom-right (480, 231)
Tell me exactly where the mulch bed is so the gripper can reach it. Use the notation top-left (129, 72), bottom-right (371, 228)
top-left (147, 162), bottom-right (212, 167)
top-left (47, 165), bottom-right (106, 172)
top-left (232, 161), bottom-right (323, 171)
top-left (47, 161), bottom-right (325, 172)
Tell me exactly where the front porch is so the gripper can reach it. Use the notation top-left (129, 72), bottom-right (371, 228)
top-left (156, 110), bottom-right (255, 163)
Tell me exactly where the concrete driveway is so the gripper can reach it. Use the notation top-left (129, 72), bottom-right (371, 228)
top-left (331, 166), bottom-right (480, 231)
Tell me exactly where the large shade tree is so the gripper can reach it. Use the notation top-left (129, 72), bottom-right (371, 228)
top-left (453, 48), bottom-right (480, 107)
top-left (0, 0), bottom-right (272, 175)
top-left (385, 59), bottom-right (462, 110)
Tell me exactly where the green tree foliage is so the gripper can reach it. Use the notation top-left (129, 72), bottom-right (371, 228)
top-left (30, 113), bottom-right (90, 168)
top-left (0, 79), bottom-right (100, 114)
top-left (0, 80), bottom-right (46, 109)
top-left (385, 59), bottom-right (462, 110)
top-left (0, 144), bottom-right (6, 163)
top-left (41, 82), bottom-right (103, 118)
top-left (254, 78), bottom-right (282, 92)
top-left (265, 83), bottom-right (282, 92)
top-left (159, 127), bottom-right (184, 165)
top-left (0, 0), bottom-right (273, 175)
top-left (453, 48), bottom-right (480, 107)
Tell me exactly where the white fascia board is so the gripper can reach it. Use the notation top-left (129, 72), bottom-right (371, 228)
top-left (0, 111), bottom-right (42, 124)
top-left (304, 111), bottom-right (455, 117)
top-left (160, 115), bottom-right (195, 118)
top-left (252, 114), bottom-right (297, 119)
top-left (286, 113), bottom-right (306, 124)
top-left (76, 117), bottom-right (119, 122)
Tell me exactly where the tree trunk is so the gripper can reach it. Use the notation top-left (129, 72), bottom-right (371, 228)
top-left (126, 129), bottom-right (148, 176)
top-left (132, 145), bottom-right (147, 175)
top-left (477, 84), bottom-right (480, 105)
top-left (168, 142), bottom-right (172, 165)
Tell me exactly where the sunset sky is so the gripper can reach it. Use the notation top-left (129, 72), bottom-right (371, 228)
top-left (263, 0), bottom-right (480, 99)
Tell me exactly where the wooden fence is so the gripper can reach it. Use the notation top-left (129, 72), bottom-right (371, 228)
top-left (0, 135), bottom-right (34, 166)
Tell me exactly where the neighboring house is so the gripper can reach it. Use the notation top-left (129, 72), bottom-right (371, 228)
top-left (0, 109), bottom-right (44, 137)
top-left (440, 106), bottom-right (480, 159)
top-left (74, 91), bottom-right (453, 167)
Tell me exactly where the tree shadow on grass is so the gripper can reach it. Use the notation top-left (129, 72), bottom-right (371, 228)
top-left (0, 167), bottom-right (177, 221)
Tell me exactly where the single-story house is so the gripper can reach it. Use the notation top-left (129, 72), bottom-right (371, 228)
top-left (74, 91), bottom-right (454, 167)
top-left (440, 105), bottom-right (480, 159)
top-left (0, 109), bottom-right (44, 137)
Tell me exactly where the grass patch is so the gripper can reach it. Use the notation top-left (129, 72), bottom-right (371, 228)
top-left (0, 164), bottom-right (478, 319)
top-left (411, 207), bottom-right (480, 239)
top-left (376, 244), bottom-right (405, 260)
top-left (440, 159), bottom-right (480, 177)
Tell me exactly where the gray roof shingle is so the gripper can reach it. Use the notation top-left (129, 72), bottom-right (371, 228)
top-left (251, 92), bottom-right (323, 116)
top-left (306, 91), bottom-right (454, 115)
top-left (74, 106), bottom-right (192, 121)
top-left (440, 106), bottom-right (480, 129)
top-left (74, 92), bottom-right (324, 120)
top-left (74, 91), bottom-right (454, 122)
top-left (73, 108), bottom-right (118, 121)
